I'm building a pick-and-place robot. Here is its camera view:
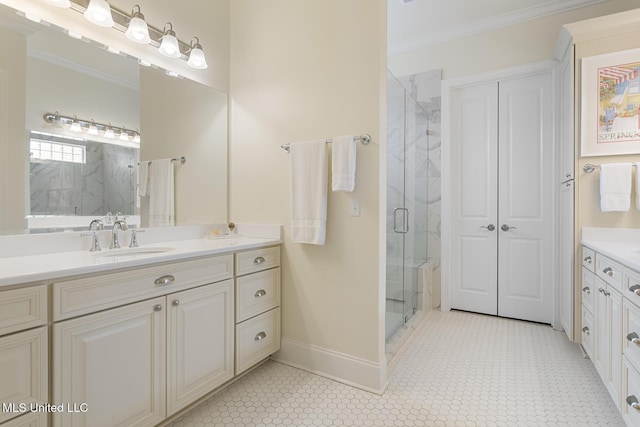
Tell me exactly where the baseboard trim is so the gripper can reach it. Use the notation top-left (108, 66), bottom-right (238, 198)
top-left (271, 338), bottom-right (388, 395)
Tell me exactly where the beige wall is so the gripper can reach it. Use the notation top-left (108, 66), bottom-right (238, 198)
top-left (388, 0), bottom-right (640, 80)
top-left (229, 0), bottom-right (386, 366)
top-left (0, 26), bottom-right (26, 231)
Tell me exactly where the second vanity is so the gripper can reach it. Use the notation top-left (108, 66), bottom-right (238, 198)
top-left (0, 224), bottom-right (282, 427)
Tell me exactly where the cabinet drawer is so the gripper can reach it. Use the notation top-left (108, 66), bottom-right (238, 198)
top-left (0, 285), bottom-right (47, 337)
top-left (236, 268), bottom-right (280, 323)
top-left (582, 305), bottom-right (594, 360)
top-left (596, 253), bottom-right (624, 292)
top-left (236, 247), bottom-right (280, 276)
top-left (582, 267), bottom-right (595, 314)
top-left (624, 299), bottom-right (640, 374)
top-left (582, 246), bottom-right (595, 272)
top-left (0, 327), bottom-right (48, 424)
top-left (623, 359), bottom-right (640, 426)
top-left (53, 254), bottom-right (233, 321)
top-left (625, 269), bottom-right (640, 309)
top-left (236, 307), bottom-right (280, 374)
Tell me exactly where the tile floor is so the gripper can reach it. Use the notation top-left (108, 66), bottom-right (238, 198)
top-left (168, 310), bottom-right (625, 426)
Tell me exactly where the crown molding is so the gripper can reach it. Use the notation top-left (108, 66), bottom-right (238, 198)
top-left (388, 0), bottom-right (607, 55)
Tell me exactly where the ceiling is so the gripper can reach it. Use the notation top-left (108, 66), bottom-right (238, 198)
top-left (387, 0), bottom-right (607, 55)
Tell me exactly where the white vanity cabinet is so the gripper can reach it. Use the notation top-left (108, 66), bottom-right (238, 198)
top-left (234, 247), bottom-right (281, 374)
top-left (0, 285), bottom-right (48, 426)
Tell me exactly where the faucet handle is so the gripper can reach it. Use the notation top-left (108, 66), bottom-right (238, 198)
top-left (89, 219), bottom-right (104, 231)
top-left (80, 232), bottom-right (102, 252)
top-left (129, 229), bottom-right (145, 248)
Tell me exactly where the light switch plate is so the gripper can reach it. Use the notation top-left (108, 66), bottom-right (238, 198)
top-left (350, 198), bottom-right (360, 217)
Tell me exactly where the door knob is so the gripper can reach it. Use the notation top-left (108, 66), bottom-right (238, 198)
top-left (501, 224), bottom-right (517, 231)
top-left (480, 224), bottom-right (495, 231)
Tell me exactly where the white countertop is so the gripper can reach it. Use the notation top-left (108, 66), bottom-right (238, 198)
top-left (581, 227), bottom-right (640, 273)
top-left (0, 236), bottom-right (281, 288)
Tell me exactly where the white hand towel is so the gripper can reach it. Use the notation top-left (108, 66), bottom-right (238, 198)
top-left (331, 135), bottom-right (356, 192)
top-left (600, 163), bottom-right (632, 212)
top-left (148, 159), bottom-right (175, 227)
top-left (138, 161), bottom-right (150, 197)
top-left (290, 140), bottom-right (327, 245)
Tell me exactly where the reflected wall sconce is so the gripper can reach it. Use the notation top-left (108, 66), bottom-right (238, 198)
top-left (43, 112), bottom-right (141, 143)
top-left (41, 0), bottom-right (208, 70)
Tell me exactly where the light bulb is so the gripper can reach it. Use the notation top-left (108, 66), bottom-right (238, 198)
top-left (125, 5), bottom-right (151, 44)
top-left (84, 0), bottom-right (114, 27)
top-left (159, 23), bottom-right (181, 58)
top-left (187, 37), bottom-right (207, 70)
top-left (43, 0), bottom-right (71, 7)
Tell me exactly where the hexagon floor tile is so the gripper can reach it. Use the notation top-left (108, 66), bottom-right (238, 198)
top-left (168, 310), bottom-right (625, 426)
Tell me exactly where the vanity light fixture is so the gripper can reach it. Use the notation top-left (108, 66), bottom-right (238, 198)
top-left (124, 5), bottom-right (150, 44)
top-left (87, 120), bottom-right (99, 135)
top-left (158, 23), bottom-right (180, 58)
top-left (69, 116), bottom-right (82, 132)
top-left (132, 131), bottom-right (141, 143)
top-left (83, 0), bottom-right (114, 27)
top-left (104, 124), bottom-right (115, 139)
top-left (43, 0), bottom-right (71, 8)
top-left (43, 113), bottom-right (139, 142)
top-left (187, 37), bottom-right (208, 70)
top-left (119, 127), bottom-right (129, 141)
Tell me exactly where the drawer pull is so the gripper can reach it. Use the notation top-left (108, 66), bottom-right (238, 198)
top-left (253, 256), bottom-right (266, 265)
top-left (582, 286), bottom-right (590, 294)
top-left (584, 255), bottom-right (592, 264)
top-left (630, 285), bottom-right (640, 296)
top-left (627, 395), bottom-right (640, 411)
top-left (254, 289), bottom-right (267, 298)
top-left (254, 332), bottom-right (267, 341)
top-left (602, 267), bottom-right (613, 277)
top-left (154, 275), bottom-right (175, 286)
top-left (582, 326), bottom-right (590, 335)
top-left (627, 332), bottom-right (640, 345)
top-left (154, 304), bottom-right (163, 312)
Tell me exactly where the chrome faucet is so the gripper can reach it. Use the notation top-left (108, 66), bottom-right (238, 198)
top-left (110, 220), bottom-right (128, 249)
top-left (89, 219), bottom-right (104, 231)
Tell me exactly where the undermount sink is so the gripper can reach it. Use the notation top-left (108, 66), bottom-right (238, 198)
top-left (95, 247), bottom-right (174, 258)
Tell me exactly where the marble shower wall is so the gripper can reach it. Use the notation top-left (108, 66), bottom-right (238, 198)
top-left (30, 140), bottom-right (137, 216)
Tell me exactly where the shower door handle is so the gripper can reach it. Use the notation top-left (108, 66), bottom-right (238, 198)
top-left (393, 207), bottom-right (409, 234)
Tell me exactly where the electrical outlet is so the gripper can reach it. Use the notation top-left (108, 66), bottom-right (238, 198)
top-left (350, 198), bottom-right (360, 217)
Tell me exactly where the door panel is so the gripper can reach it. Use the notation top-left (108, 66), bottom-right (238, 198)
top-left (497, 74), bottom-right (553, 324)
top-left (451, 82), bottom-right (498, 315)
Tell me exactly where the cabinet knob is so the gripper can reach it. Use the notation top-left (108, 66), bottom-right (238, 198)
top-left (254, 289), bottom-right (267, 298)
top-left (154, 275), bottom-right (175, 286)
top-left (253, 256), bottom-right (266, 265)
top-left (627, 332), bottom-right (640, 346)
top-left (603, 267), bottom-right (613, 277)
top-left (582, 286), bottom-right (590, 295)
top-left (627, 395), bottom-right (640, 411)
top-left (154, 304), bottom-right (163, 311)
top-left (630, 285), bottom-right (640, 296)
top-left (173, 300), bottom-right (180, 306)
top-left (254, 332), bottom-right (267, 341)
top-left (582, 326), bottom-right (590, 336)
top-left (584, 256), bottom-right (592, 264)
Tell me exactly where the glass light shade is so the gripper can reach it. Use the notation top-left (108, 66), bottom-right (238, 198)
top-left (119, 131), bottom-right (129, 141)
top-left (125, 15), bottom-right (151, 44)
top-left (159, 34), bottom-right (180, 58)
top-left (104, 128), bottom-right (115, 138)
top-left (84, 0), bottom-right (114, 27)
top-left (88, 123), bottom-right (99, 135)
top-left (133, 133), bottom-right (141, 143)
top-left (44, 0), bottom-right (71, 7)
top-left (187, 46), bottom-right (207, 70)
top-left (70, 121), bottom-right (82, 132)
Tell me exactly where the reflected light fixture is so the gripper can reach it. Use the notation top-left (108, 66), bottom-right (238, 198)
top-left (125, 5), bottom-right (151, 44)
top-left (187, 37), bottom-right (208, 69)
top-left (119, 127), bottom-right (129, 141)
top-left (70, 116), bottom-right (82, 132)
top-left (133, 131), bottom-right (141, 143)
top-left (43, 0), bottom-right (71, 7)
top-left (84, 0), bottom-right (114, 27)
top-left (158, 23), bottom-right (180, 58)
top-left (88, 120), bottom-right (99, 135)
top-left (104, 125), bottom-right (115, 139)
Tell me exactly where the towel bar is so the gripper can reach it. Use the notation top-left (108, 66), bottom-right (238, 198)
top-left (138, 156), bottom-right (186, 165)
top-left (584, 163), bottom-right (637, 174)
top-left (280, 134), bottom-right (371, 153)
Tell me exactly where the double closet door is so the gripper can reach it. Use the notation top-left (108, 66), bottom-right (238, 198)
top-left (450, 73), bottom-right (554, 324)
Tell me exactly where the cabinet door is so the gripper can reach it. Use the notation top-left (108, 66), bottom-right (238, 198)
top-left (167, 280), bottom-right (234, 416)
top-left (607, 286), bottom-right (623, 410)
top-left (54, 297), bottom-right (166, 427)
top-left (0, 327), bottom-right (47, 424)
top-left (595, 276), bottom-right (608, 378)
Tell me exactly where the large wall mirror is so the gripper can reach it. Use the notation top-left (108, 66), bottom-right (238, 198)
top-left (0, 3), bottom-right (227, 235)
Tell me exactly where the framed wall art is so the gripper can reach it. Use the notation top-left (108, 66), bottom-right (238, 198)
top-left (581, 48), bottom-right (640, 157)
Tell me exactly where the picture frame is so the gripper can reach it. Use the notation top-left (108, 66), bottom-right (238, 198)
top-left (581, 48), bottom-right (640, 157)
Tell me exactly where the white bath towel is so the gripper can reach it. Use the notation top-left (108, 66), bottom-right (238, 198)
top-left (331, 135), bottom-right (356, 192)
top-left (138, 161), bottom-right (150, 197)
top-left (148, 159), bottom-right (175, 227)
top-left (600, 163), bottom-right (632, 212)
top-left (290, 139), bottom-right (327, 245)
